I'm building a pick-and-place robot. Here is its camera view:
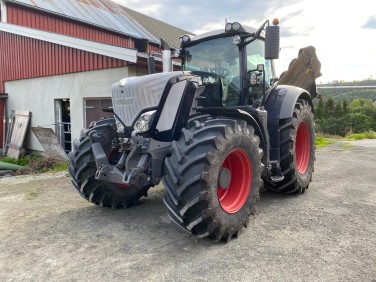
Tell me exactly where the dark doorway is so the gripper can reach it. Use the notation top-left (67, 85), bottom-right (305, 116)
top-left (54, 99), bottom-right (71, 153)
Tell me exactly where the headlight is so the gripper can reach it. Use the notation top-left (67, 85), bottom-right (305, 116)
top-left (224, 22), bottom-right (245, 33)
top-left (225, 23), bottom-right (232, 32)
top-left (115, 117), bottom-right (125, 133)
top-left (232, 35), bottom-right (241, 45)
top-left (232, 22), bottom-right (241, 31)
top-left (133, 110), bottom-right (156, 133)
top-left (180, 34), bottom-right (191, 46)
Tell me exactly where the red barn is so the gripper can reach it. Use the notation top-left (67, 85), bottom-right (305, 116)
top-left (0, 0), bottom-right (191, 152)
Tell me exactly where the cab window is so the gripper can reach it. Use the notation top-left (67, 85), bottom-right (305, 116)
top-left (246, 40), bottom-right (272, 100)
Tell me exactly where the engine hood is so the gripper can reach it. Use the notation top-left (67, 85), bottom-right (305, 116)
top-left (111, 71), bottom-right (187, 127)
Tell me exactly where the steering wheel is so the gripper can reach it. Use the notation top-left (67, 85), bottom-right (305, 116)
top-left (214, 67), bottom-right (231, 77)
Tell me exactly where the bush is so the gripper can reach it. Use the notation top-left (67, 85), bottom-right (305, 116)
top-left (315, 136), bottom-right (335, 148)
top-left (344, 131), bottom-right (376, 140)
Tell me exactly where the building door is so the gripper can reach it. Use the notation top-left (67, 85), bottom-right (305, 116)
top-left (84, 98), bottom-right (113, 128)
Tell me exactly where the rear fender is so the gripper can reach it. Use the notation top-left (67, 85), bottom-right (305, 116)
top-left (264, 85), bottom-right (313, 181)
top-left (265, 85), bottom-right (313, 120)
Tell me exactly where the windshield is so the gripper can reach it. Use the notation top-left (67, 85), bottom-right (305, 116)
top-left (183, 36), bottom-right (240, 106)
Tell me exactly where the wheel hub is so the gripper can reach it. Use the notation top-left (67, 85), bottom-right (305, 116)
top-left (218, 168), bottom-right (231, 189)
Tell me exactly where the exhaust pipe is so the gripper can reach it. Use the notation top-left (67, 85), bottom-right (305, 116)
top-left (161, 39), bottom-right (172, 72)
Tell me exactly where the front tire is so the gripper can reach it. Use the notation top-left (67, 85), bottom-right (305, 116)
top-left (69, 118), bottom-right (150, 208)
top-left (163, 117), bottom-right (263, 242)
top-left (264, 99), bottom-right (315, 193)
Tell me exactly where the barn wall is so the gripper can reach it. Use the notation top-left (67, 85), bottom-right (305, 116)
top-left (0, 31), bottom-right (129, 93)
top-left (4, 66), bottom-right (147, 152)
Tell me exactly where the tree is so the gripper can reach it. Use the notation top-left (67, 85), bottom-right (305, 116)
top-left (342, 99), bottom-right (349, 115)
top-left (316, 98), bottom-right (324, 119)
top-left (325, 97), bottom-right (335, 118)
top-left (333, 101), bottom-right (343, 119)
top-left (348, 113), bottom-right (373, 133)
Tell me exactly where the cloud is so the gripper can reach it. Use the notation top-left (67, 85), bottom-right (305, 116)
top-left (280, 25), bottom-right (314, 37)
top-left (279, 9), bottom-right (304, 23)
top-left (113, 0), bottom-right (302, 33)
top-left (112, 0), bottom-right (376, 82)
top-left (362, 15), bottom-right (376, 29)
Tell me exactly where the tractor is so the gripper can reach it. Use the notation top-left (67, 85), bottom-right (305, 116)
top-left (69, 19), bottom-right (320, 242)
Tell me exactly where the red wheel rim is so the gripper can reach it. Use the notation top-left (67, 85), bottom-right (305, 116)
top-left (217, 149), bottom-right (252, 214)
top-left (295, 121), bottom-right (311, 174)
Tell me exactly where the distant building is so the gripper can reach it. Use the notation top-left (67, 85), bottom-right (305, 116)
top-left (0, 0), bottom-right (192, 152)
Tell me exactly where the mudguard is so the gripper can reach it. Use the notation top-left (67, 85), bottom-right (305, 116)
top-left (264, 85), bottom-right (313, 120)
top-left (195, 107), bottom-right (268, 152)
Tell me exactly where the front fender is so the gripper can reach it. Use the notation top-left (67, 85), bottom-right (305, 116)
top-left (195, 107), bottom-right (268, 152)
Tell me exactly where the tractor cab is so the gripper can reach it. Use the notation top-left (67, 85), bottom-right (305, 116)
top-left (179, 20), bottom-right (280, 108)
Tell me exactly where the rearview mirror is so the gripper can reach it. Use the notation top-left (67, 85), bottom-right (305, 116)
top-left (265, 25), bottom-right (280, 60)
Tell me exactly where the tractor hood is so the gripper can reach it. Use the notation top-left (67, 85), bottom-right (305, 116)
top-left (111, 71), bottom-right (187, 127)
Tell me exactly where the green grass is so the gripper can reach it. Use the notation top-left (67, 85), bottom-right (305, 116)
top-left (315, 136), bottom-right (335, 148)
top-left (343, 131), bottom-right (376, 140)
top-left (1, 155), bottom-right (29, 166)
top-left (25, 187), bottom-right (42, 200)
top-left (49, 161), bottom-right (69, 173)
top-left (339, 143), bottom-right (353, 149)
top-left (1, 154), bottom-right (69, 174)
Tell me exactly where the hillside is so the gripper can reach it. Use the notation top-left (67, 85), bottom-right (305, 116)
top-left (317, 79), bottom-right (376, 102)
top-left (317, 88), bottom-right (376, 102)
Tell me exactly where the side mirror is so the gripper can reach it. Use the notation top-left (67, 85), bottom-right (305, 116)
top-left (257, 64), bottom-right (264, 72)
top-left (265, 25), bottom-right (280, 60)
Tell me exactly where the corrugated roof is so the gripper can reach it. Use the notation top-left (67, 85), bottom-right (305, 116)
top-left (122, 6), bottom-right (194, 49)
top-left (6, 0), bottom-right (160, 43)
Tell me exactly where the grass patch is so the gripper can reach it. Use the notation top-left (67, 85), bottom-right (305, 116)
top-left (339, 143), bottom-right (353, 149)
top-left (25, 187), bottom-right (42, 200)
top-left (1, 154), bottom-right (70, 175)
top-left (343, 131), bottom-right (376, 140)
top-left (49, 161), bottom-right (69, 173)
top-left (24, 157), bottom-right (68, 174)
top-left (316, 136), bottom-right (335, 148)
top-left (1, 155), bottom-right (32, 166)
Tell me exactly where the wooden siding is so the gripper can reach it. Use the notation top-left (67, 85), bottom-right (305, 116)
top-left (0, 31), bottom-right (128, 93)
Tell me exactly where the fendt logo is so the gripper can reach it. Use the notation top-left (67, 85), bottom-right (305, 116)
top-left (115, 97), bottom-right (135, 105)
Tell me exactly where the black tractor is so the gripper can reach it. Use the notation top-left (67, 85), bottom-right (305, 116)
top-left (69, 19), bottom-right (319, 242)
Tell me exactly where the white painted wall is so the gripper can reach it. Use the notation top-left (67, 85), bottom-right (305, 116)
top-left (5, 66), bottom-right (146, 152)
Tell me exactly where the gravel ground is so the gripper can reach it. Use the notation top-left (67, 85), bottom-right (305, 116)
top-left (0, 141), bottom-right (375, 282)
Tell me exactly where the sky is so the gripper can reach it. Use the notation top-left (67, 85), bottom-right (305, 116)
top-left (113, 0), bottom-right (376, 83)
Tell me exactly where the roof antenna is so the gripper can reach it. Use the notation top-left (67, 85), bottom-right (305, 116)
top-left (225, 18), bottom-right (227, 24)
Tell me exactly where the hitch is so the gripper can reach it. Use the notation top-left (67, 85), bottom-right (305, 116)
top-left (89, 130), bottom-right (151, 188)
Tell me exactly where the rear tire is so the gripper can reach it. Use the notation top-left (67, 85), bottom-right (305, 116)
top-left (69, 118), bottom-right (150, 208)
top-left (163, 117), bottom-right (263, 242)
top-left (264, 99), bottom-right (315, 193)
